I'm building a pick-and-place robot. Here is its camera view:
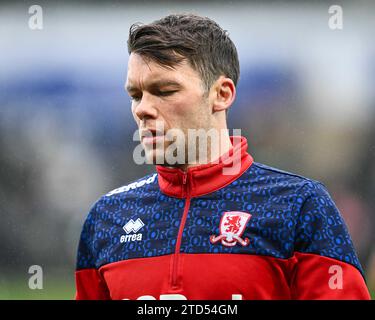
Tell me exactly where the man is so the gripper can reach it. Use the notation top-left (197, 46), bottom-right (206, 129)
top-left (75, 14), bottom-right (370, 299)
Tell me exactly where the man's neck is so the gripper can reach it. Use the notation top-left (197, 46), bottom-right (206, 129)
top-left (176, 129), bottom-right (233, 172)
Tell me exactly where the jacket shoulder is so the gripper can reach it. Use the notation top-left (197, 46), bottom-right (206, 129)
top-left (103, 172), bottom-right (158, 198)
top-left (248, 161), bottom-right (325, 189)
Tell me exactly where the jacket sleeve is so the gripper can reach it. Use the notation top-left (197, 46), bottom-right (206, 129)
top-left (75, 202), bottom-right (111, 300)
top-left (291, 182), bottom-right (371, 300)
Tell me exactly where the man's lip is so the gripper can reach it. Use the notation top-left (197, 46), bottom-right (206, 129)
top-left (141, 135), bottom-right (165, 145)
top-left (140, 128), bottom-right (164, 138)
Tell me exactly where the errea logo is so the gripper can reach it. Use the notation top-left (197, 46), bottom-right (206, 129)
top-left (120, 218), bottom-right (144, 243)
top-left (124, 218), bottom-right (144, 234)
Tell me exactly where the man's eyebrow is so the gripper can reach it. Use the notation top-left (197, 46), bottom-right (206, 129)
top-left (125, 84), bottom-right (137, 93)
top-left (125, 80), bottom-right (182, 92)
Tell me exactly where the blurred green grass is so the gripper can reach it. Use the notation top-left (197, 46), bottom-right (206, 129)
top-left (0, 274), bottom-right (75, 300)
top-left (0, 275), bottom-right (373, 300)
top-left (370, 289), bottom-right (375, 300)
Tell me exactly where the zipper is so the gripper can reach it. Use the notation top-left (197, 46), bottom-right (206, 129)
top-left (171, 171), bottom-right (191, 289)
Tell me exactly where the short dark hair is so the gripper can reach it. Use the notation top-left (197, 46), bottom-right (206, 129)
top-left (127, 13), bottom-right (240, 92)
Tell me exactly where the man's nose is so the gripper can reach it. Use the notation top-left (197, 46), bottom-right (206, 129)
top-left (134, 93), bottom-right (158, 120)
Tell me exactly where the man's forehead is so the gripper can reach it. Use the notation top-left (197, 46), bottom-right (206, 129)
top-left (128, 53), bottom-right (177, 75)
top-left (126, 53), bottom-right (198, 89)
top-left (126, 66), bottom-right (178, 82)
top-left (126, 73), bottom-right (181, 91)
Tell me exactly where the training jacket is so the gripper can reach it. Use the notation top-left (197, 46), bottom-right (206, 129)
top-left (75, 136), bottom-right (370, 300)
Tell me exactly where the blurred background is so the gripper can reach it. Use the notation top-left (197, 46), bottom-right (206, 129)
top-left (0, 0), bottom-right (374, 299)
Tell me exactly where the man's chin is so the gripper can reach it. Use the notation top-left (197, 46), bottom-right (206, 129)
top-left (144, 149), bottom-right (166, 165)
top-left (144, 149), bottom-right (187, 166)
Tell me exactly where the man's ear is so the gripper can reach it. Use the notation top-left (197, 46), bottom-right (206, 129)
top-left (211, 76), bottom-right (236, 113)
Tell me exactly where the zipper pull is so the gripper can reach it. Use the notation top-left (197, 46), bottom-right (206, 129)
top-left (182, 172), bottom-right (187, 185)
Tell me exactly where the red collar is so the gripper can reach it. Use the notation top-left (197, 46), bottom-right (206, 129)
top-left (156, 136), bottom-right (254, 198)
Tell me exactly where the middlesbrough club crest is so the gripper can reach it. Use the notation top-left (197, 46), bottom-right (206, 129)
top-left (210, 211), bottom-right (251, 247)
